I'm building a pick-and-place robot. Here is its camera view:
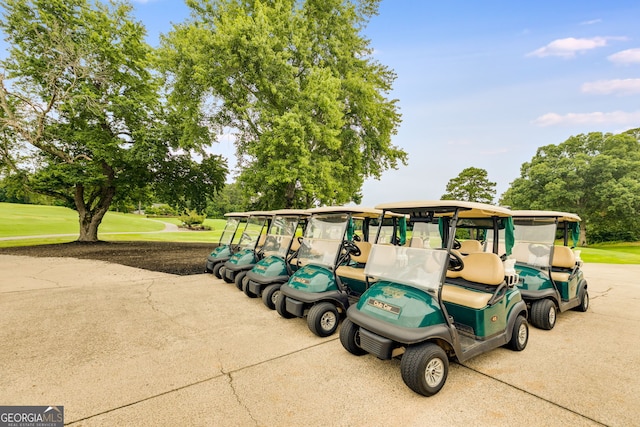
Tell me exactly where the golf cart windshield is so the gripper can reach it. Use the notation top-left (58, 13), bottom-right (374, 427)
top-left (220, 217), bottom-right (241, 245)
top-left (238, 216), bottom-right (268, 250)
top-left (261, 216), bottom-right (299, 258)
top-left (409, 221), bottom-right (443, 248)
top-left (298, 213), bottom-right (349, 268)
top-left (509, 219), bottom-right (556, 267)
top-left (364, 244), bottom-right (449, 294)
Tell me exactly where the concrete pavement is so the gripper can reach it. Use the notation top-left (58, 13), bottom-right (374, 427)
top-left (1, 255), bottom-right (638, 426)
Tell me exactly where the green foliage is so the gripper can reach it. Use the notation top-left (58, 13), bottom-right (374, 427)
top-left (500, 129), bottom-right (640, 243)
top-left (145, 204), bottom-right (178, 216)
top-left (441, 167), bottom-right (496, 203)
top-left (179, 209), bottom-right (208, 229)
top-left (0, 0), bottom-right (227, 241)
top-left (161, 0), bottom-right (406, 208)
top-left (205, 183), bottom-right (249, 218)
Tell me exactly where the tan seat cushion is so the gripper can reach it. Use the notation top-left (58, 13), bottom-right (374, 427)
top-left (552, 246), bottom-right (576, 269)
top-left (459, 239), bottom-right (483, 254)
top-left (442, 284), bottom-right (493, 309)
top-left (458, 252), bottom-right (505, 286)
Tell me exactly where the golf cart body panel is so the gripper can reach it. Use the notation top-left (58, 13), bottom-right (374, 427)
top-left (509, 210), bottom-right (588, 327)
top-left (205, 212), bottom-right (249, 273)
top-left (223, 211), bottom-right (273, 282)
top-left (341, 200), bottom-right (529, 396)
top-left (277, 206), bottom-right (406, 336)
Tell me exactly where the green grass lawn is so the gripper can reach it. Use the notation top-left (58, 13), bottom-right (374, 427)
top-left (2, 202), bottom-right (640, 264)
top-left (0, 202), bottom-right (226, 247)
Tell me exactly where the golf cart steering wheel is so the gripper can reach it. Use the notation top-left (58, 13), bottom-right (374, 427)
top-left (342, 240), bottom-right (361, 257)
top-left (453, 239), bottom-right (462, 250)
top-left (448, 251), bottom-right (464, 271)
top-left (353, 234), bottom-right (361, 242)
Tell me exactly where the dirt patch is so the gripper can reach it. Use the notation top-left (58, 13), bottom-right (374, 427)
top-left (0, 241), bottom-right (216, 276)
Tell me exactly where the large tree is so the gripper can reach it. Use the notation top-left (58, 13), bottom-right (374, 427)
top-left (500, 129), bottom-right (640, 243)
top-left (0, 0), bottom-right (227, 241)
top-left (160, 0), bottom-right (406, 209)
top-left (441, 167), bottom-right (496, 203)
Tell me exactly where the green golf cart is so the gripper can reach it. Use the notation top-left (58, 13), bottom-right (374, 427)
top-left (508, 210), bottom-right (588, 330)
top-left (276, 206), bottom-right (407, 337)
top-left (340, 200), bottom-right (528, 397)
top-left (205, 212), bottom-right (248, 277)
top-left (243, 209), bottom-right (310, 307)
top-left (220, 211), bottom-right (273, 289)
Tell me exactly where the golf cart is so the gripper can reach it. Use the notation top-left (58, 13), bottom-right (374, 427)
top-left (276, 206), bottom-right (407, 337)
top-left (508, 210), bottom-right (588, 330)
top-left (243, 209), bottom-right (310, 307)
top-left (204, 212), bottom-right (248, 277)
top-left (220, 211), bottom-right (273, 289)
top-left (340, 200), bottom-right (528, 397)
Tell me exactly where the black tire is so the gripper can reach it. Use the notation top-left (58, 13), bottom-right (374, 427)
top-left (221, 267), bottom-right (233, 283)
top-left (275, 293), bottom-right (295, 319)
top-left (212, 263), bottom-right (223, 279)
top-left (575, 289), bottom-right (589, 312)
top-left (507, 315), bottom-right (529, 351)
top-left (243, 278), bottom-right (258, 298)
top-left (234, 271), bottom-right (247, 290)
top-left (400, 343), bottom-right (449, 397)
top-left (307, 302), bottom-right (340, 337)
top-left (262, 284), bottom-right (282, 310)
top-left (339, 319), bottom-right (367, 356)
top-left (530, 299), bottom-right (556, 330)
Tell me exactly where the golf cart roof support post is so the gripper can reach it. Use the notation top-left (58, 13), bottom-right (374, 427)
top-left (437, 208), bottom-right (459, 333)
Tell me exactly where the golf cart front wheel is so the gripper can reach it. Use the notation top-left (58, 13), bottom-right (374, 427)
top-left (531, 299), bottom-right (556, 330)
top-left (234, 271), bottom-right (247, 290)
top-left (262, 284), bottom-right (281, 310)
top-left (307, 302), bottom-right (339, 337)
top-left (275, 293), bottom-right (295, 319)
top-left (508, 315), bottom-right (529, 351)
top-left (575, 289), bottom-right (589, 312)
top-left (339, 319), bottom-right (367, 356)
top-left (401, 343), bottom-right (449, 397)
top-left (212, 263), bottom-right (223, 279)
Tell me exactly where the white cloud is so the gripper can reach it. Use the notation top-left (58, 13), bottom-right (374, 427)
top-left (581, 79), bottom-right (640, 95)
top-left (608, 48), bottom-right (640, 64)
top-left (526, 36), bottom-right (624, 58)
top-left (580, 19), bottom-right (602, 25)
top-left (532, 110), bottom-right (640, 126)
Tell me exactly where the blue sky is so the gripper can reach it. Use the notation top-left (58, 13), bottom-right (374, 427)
top-left (131, 0), bottom-right (640, 206)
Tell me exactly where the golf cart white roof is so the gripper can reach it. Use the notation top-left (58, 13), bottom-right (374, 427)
top-left (269, 209), bottom-right (311, 217)
top-left (307, 205), bottom-right (385, 219)
top-left (511, 210), bottom-right (581, 222)
top-left (375, 200), bottom-right (512, 218)
top-left (224, 211), bottom-right (250, 218)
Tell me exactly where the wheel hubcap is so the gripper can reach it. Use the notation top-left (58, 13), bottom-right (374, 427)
top-left (320, 311), bottom-right (337, 331)
top-left (518, 323), bottom-right (527, 345)
top-left (271, 290), bottom-right (279, 305)
top-left (424, 358), bottom-right (445, 387)
top-left (548, 306), bottom-right (556, 326)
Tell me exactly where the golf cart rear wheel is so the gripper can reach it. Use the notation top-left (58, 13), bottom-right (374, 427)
top-left (212, 263), bottom-right (223, 279)
top-left (531, 299), bottom-right (556, 330)
top-left (262, 284), bottom-right (281, 310)
top-left (235, 271), bottom-right (247, 290)
top-left (307, 302), bottom-right (339, 337)
top-left (275, 293), bottom-right (295, 319)
top-left (575, 289), bottom-right (589, 312)
top-left (243, 279), bottom-right (258, 298)
top-left (401, 343), bottom-right (449, 397)
top-left (339, 319), bottom-right (367, 356)
top-left (508, 315), bottom-right (529, 351)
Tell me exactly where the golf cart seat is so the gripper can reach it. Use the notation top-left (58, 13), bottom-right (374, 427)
top-left (550, 245), bottom-right (577, 282)
top-left (459, 239), bottom-right (483, 255)
top-left (336, 241), bottom-right (372, 282)
top-left (406, 237), bottom-right (424, 248)
top-left (442, 252), bottom-right (506, 309)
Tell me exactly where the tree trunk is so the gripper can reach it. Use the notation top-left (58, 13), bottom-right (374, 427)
top-left (579, 226), bottom-right (587, 246)
top-left (74, 181), bottom-right (116, 242)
